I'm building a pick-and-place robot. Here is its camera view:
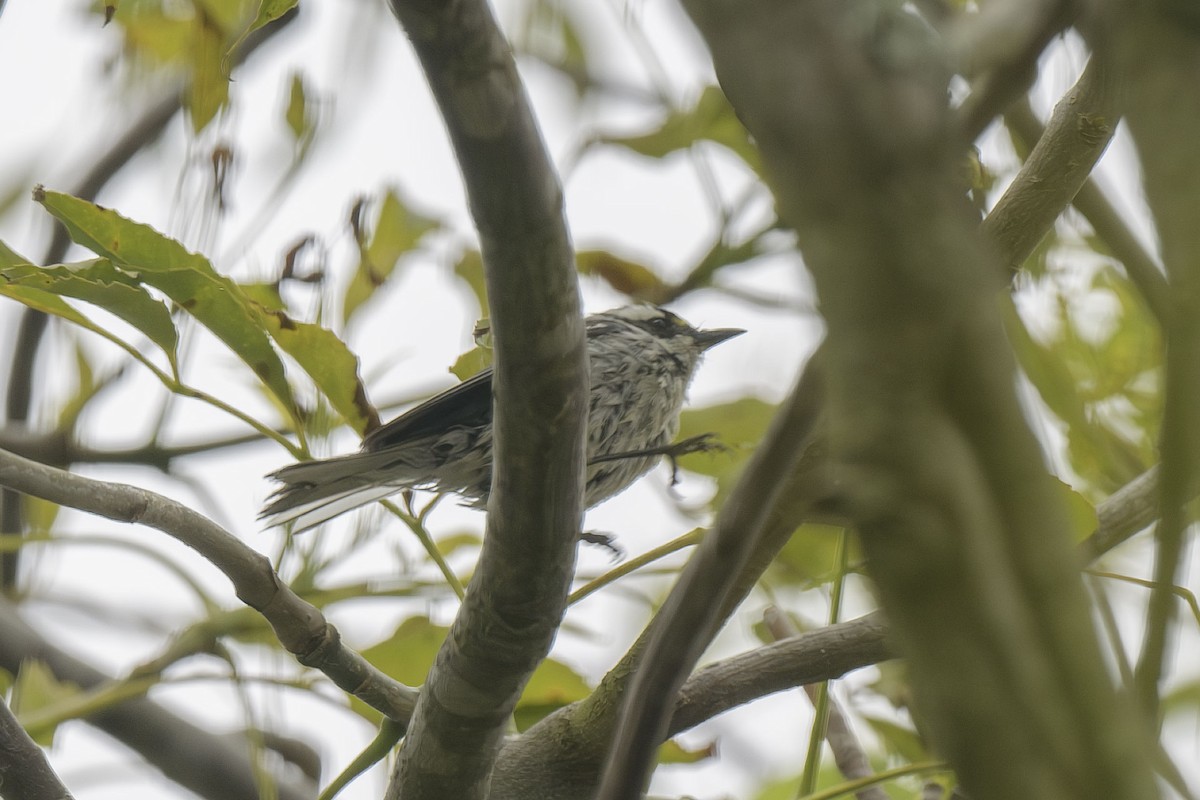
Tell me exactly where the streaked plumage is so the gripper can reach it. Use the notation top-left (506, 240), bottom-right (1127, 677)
top-left (261, 305), bottom-right (742, 532)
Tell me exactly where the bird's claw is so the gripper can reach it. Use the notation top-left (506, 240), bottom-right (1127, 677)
top-left (580, 530), bottom-right (624, 561)
top-left (664, 432), bottom-right (726, 486)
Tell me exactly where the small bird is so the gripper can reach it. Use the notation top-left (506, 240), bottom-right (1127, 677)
top-left (261, 305), bottom-right (743, 532)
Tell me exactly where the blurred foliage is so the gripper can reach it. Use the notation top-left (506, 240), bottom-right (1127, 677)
top-left (344, 189), bottom-right (441, 326)
top-left (105, 0), bottom-right (268, 130)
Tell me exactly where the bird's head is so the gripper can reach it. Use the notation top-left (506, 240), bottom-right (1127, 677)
top-left (590, 305), bottom-right (744, 374)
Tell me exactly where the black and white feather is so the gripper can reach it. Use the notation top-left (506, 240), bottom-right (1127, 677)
top-left (260, 305), bottom-right (743, 532)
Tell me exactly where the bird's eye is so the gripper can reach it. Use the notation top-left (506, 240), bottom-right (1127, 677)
top-left (650, 315), bottom-right (676, 333)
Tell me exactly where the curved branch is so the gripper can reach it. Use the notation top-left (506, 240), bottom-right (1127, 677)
top-left (0, 691), bottom-right (74, 800)
top-left (981, 55), bottom-right (1121, 275)
top-left (670, 612), bottom-right (891, 738)
top-left (1003, 100), bottom-right (1170, 325)
top-left (0, 446), bottom-right (418, 723)
top-left (383, 2), bottom-right (585, 799)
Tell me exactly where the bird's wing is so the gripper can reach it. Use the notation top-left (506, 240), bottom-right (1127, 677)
top-left (362, 367), bottom-right (494, 451)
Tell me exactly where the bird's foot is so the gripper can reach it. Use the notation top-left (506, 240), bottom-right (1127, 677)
top-left (580, 530), bottom-right (624, 561)
top-left (663, 432), bottom-right (726, 486)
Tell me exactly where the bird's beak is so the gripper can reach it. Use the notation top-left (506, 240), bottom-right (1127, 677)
top-left (693, 327), bottom-right (745, 351)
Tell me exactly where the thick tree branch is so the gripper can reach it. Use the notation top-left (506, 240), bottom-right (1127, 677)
top-left (0, 598), bottom-right (311, 800)
top-left (679, 3), bottom-right (1157, 800)
top-left (0, 691), bottom-right (74, 800)
top-left (383, 2), bottom-right (585, 799)
top-left (671, 612), bottom-right (891, 739)
top-left (0, 446), bottom-right (418, 723)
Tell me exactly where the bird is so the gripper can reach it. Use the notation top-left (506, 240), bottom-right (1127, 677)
top-left (260, 305), bottom-right (743, 533)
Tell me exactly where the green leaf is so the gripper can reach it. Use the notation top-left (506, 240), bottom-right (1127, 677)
top-left (344, 189), bottom-right (439, 324)
top-left (860, 714), bottom-right (930, 764)
top-left (452, 249), bottom-right (489, 318)
top-left (188, 13), bottom-right (229, 132)
top-left (119, 14), bottom-right (192, 65)
top-left (248, 0), bottom-right (297, 36)
top-left (284, 71), bottom-right (313, 142)
top-left (352, 616), bottom-right (448, 720)
top-left (770, 523), bottom-right (853, 587)
top-left (0, 258), bottom-right (178, 368)
top-left (513, 658), bottom-right (591, 732)
top-left (11, 661), bottom-right (82, 747)
top-left (600, 86), bottom-right (760, 172)
top-left (656, 737), bottom-right (716, 765)
top-left (676, 397), bottom-right (777, 505)
top-left (1057, 479), bottom-right (1099, 543)
top-left (257, 305), bottom-right (379, 435)
top-left (449, 345), bottom-right (492, 382)
top-left (576, 250), bottom-right (667, 302)
top-left (0, 242), bottom-right (121, 341)
top-left (35, 189), bottom-right (298, 419)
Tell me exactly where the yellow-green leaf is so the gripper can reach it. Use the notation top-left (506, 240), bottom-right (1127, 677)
top-left (657, 737), bottom-right (716, 765)
top-left (352, 616), bottom-right (447, 720)
top-left (453, 249), bottom-right (489, 318)
top-left (770, 523), bottom-right (852, 587)
top-left (35, 189), bottom-right (298, 419)
top-left (284, 71), bottom-right (312, 142)
top-left (676, 396), bottom-right (776, 506)
top-left (0, 258), bottom-right (178, 367)
top-left (449, 345), bottom-right (492, 382)
top-left (344, 189), bottom-right (439, 324)
top-left (577, 250), bottom-right (667, 302)
top-left (188, 14), bottom-right (229, 132)
top-left (11, 661), bottom-right (82, 747)
top-left (257, 305), bottom-right (379, 435)
top-left (513, 658), bottom-right (591, 732)
top-left (601, 86), bottom-right (760, 173)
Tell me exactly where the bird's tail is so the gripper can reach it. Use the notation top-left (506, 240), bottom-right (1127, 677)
top-left (259, 451), bottom-right (413, 533)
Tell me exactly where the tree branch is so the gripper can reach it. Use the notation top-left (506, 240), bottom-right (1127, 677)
top-left (953, 0), bottom-right (1076, 142)
top-left (383, 1), bottom-right (585, 799)
top-left (1002, 101), bottom-right (1171, 324)
top-left (679, 3), bottom-right (1157, 800)
top-left (1088, 0), bottom-right (1200, 719)
top-left (0, 446), bottom-right (418, 723)
top-left (671, 612), bottom-right (891, 739)
top-left (981, 55), bottom-right (1121, 275)
top-left (0, 690), bottom-right (75, 800)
